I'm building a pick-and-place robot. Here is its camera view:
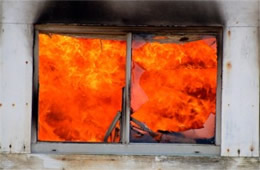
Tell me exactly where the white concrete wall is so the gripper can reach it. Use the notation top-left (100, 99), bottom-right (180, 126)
top-left (0, 24), bottom-right (33, 153)
top-left (219, 0), bottom-right (259, 157)
top-left (1, 154), bottom-right (260, 170)
top-left (0, 0), bottom-right (259, 161)
top-left (0, 1), bottom-right (45, 153)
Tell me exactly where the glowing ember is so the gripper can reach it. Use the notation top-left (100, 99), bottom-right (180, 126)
top-left (131, 36), bottom-right (217, 135)
top-left (38, 33), bottom-right (126, 142)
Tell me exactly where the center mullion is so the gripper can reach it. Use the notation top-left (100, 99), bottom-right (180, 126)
top-left (122, 32), bottom-right (132, 144)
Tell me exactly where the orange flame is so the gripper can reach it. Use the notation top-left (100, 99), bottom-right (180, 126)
top-left (38, 33), bottom-right (217, 142)
top-left (38, 34), bottom-right (126, 142)
top-left (131, 37), bottom-right (217, 134)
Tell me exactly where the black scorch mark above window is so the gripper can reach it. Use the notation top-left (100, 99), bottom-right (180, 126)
top-left (36, 1), bottom-right (223, 26)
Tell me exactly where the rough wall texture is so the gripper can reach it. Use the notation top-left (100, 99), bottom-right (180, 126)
top-left (0, 154), bottom-right (260, 170)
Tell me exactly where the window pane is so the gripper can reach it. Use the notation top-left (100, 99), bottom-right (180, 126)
top-left (38, 33), bottom-right (126, 142)
top-left (131, 34), bottom-right (217, 143)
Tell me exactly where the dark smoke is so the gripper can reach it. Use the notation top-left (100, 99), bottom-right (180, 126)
top-left (36, 1), bottom-right (223, 26)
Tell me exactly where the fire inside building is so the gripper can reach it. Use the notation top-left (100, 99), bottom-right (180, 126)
top-left (38, 33), bottom-right (218, 144)
top-left (0, 0), bottom-right (260, 169)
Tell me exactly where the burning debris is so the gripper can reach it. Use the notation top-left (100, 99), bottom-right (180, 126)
top-left (38, 32), bottom-right (217, 143)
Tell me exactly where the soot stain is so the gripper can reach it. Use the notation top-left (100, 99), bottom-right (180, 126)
top-left (36, 1), bottom-right (223, 26)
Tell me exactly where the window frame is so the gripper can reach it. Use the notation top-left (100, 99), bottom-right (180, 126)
top-left (31, 25), bottom-right (223, 156)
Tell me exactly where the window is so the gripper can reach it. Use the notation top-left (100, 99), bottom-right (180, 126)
top-left (32, 26), bottom-right (222, 155)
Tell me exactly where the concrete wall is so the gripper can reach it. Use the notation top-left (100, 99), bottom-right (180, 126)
top-left (0, 0), bottom-right (260, 169)
top-left (1, 154), bottom-right (260, 170)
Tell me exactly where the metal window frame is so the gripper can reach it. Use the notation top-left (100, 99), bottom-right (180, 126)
top-left (31, 24), bottom-right (223, 156)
